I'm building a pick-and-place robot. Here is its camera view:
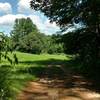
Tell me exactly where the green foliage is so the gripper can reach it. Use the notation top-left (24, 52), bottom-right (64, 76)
top-left (30, 0), bottom-right (100, 30)
top-left (63, 29), bottom-right (99, 66)
top-left (0, 32), bottom-right (5, 52)
top-left (1, 52), bottom-right (67, 99)
top-left (0, 33), bottom-right (11, 62)
top-left (10, 17), bottom-right (45, 54)
top-left (0, 66), bottom-right (13, 100)
top-left (46, 34), bottom-right (64, 54)
top-left (19, 32), bottom-right (45, 54)
top-left (10, 18), bottom-right (64, 54)
top-left (0, 32), bottom-right (18, 64)
top-left (0, 32), bottom-right (18, 100)
top-left (30, 0), bottom-right (100, 70)
top-left (10, 17), bottom-right (38, 50)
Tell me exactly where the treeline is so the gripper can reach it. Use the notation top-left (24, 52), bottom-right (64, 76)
top-left (8, 17), bottom-right (64, 54)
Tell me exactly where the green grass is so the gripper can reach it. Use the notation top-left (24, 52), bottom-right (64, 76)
top-left (1, 51), bottom-right (100, 99)
top-left (0, 51), bottom-right (71, 99)
top-left (1, 51), bottom-right (68, 67)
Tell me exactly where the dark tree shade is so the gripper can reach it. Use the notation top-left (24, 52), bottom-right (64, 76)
top-left (30, 0), bottom-right (100, 69)
top-left (30, 0), bottom-right (100, 31)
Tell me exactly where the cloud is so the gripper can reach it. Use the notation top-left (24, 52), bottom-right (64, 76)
top-left (29, 15), bottom-right (60, 34)
top-left (17, 0), bottom-right (60, 34)
top-left (0, 0), bottom-right (60, 34)
top-left (45, 20), bottom-right (59, 29)
top-left (0, 14), bottom-right (26, 33)
top-left (18, 0), bottom-right (33, 14)
top-left (0, 13), bottom-right (60, 34)
top-left (0, 14), bottom-right (26, 26)
top-left (0, 3), bottom-right (12, 15)
top-left (42, 20), bottom-right (60, 34)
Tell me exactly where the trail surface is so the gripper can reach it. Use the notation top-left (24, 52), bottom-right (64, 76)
top-left (17, 65), bottom-right (100, 100)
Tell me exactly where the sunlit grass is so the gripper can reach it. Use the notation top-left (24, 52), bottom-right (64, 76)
top-left (0, 51), bottom-right (69, 99)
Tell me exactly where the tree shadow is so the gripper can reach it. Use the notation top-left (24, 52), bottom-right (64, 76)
top-left (17, 58), bottom-right (100, 93)
top-left (19, 58), bottom-right (67, 65)
top-left (2, 59), bottom-right (100, 100)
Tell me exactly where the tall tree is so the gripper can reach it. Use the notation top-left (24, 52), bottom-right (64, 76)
top-left (10, 17), bottom-right (38, 50)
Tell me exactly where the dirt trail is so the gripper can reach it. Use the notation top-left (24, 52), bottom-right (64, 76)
top-left (17, 65), bottom-right (100, 100)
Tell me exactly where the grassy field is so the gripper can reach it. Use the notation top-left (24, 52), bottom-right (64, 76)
top-left (1, 52), bottom-right (100, 100)
top-left (0, 52), bottom-right (72, 99)
top-left (2, 51), bottom-right (98, 100)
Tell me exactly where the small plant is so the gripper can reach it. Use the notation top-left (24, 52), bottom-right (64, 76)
top-left (0, 32), bottom-right (18, 99)
top-left (0, 32), bottom-right (18, 64)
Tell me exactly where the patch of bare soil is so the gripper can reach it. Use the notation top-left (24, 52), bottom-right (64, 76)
top-left (17, 65), bottom-right (100, 100)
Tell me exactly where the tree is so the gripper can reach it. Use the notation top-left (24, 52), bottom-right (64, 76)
top-left (19, 32), bottom-right (45, 54)
top-left (30, 0), bottom-right (100, 31)
top-left (10, 17), bottom-right (39, 51)
top-left (30, 0), bottom-right (100, 68)
top-left (50, 34), bottom-right (64, 54)
top-left (11, 17), bottom-right (49, 54)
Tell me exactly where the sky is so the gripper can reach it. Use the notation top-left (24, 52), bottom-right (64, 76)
top-left (0, 0), bottom-right (60, 35)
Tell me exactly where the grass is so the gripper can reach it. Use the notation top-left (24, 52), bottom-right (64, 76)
top-left (1, 51), bottom-right (99, 99)
top-left (0, 51), bottom-right (71, 99)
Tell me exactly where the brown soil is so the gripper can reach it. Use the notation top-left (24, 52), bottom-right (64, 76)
top-left (17, 65), bottom-right (100, 100)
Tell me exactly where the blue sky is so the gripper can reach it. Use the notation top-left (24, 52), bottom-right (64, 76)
top-left (0, 0), bottom-right (60, 35)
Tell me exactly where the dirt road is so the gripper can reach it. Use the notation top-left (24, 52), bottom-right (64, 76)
top-left (17, 65), bottom-right (100, 100)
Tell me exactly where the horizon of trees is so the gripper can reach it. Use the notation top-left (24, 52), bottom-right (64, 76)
top-left (6, 17), bottom-right (64, 54)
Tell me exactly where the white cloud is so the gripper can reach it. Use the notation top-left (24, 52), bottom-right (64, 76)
top-left (17, 0), bottom-right (60, 34)
top-left (29, 15), bottom-right (60, 34)
top-left (0, 3), bottom-right (12, 14)
top-left (0, 0), bottom-right (60, 34)
top-left (0, 14), bottom-right (26, 34)
top-left (0, 14), bottom-right (60, 34)
top-left (43, 20), bottom-right (60, 34)
top-left (0, 14), bottom-right (26, 26)
top-left (45, 20), bottom-right (59, 29)
top-left (18, 0), bottom-right (33, 13)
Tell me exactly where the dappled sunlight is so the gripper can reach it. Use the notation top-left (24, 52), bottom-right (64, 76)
top-left (16, 57), bottom-right (100, 100)
top-left (17, 79), bottom-right (100, 100)
top-left (1, 52), bottom-right (100, 100)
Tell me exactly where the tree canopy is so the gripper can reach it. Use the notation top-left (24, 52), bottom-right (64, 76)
top-left (30, 0), bottom-right (100, 69)
top-left (30, 0), bottom-right (100, 30)
top-left (10, 17), bottom-right (38, 51)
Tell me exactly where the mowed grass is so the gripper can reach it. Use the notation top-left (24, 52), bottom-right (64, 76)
top-left (1, 51), bottom-right (68, 67)
top-left (0, 51), bottom-right (70, 96)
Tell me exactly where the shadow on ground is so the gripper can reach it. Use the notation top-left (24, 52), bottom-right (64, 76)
top-left (19, 58), bottom-right (67, 65)
top-left (18, 59), bottom-right (100, 92)
top-left (17, 58), bottom-right (100, 100)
